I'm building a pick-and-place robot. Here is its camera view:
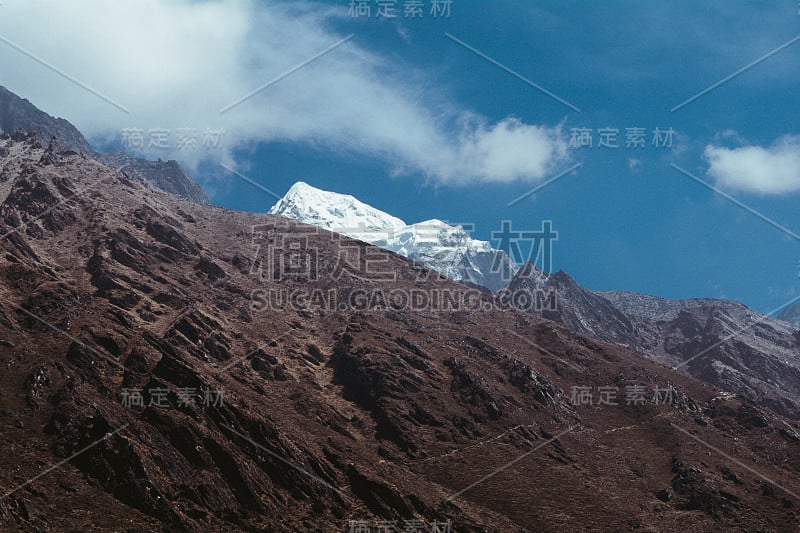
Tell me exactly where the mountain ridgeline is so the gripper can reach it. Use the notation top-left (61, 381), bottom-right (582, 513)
top-left (0, 85), bottom-right (208, 205)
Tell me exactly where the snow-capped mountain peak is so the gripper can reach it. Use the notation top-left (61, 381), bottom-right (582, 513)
top-left (268, 182), bottom-right (520, 291)
top-left (268, 181), bottom-right (405, 234)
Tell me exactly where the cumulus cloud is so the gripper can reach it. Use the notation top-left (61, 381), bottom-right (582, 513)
top-left (704, 135), bottom-right (800, 194)
top-left (0, 0), bottom-right (568, 189)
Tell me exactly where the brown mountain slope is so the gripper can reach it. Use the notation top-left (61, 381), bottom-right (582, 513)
top-left (0, 134), bottom-right (799, 531)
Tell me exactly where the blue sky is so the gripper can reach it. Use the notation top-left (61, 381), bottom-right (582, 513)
top-left (218, 1), bottom-right (800, 313)
top-left (1, 0), bottom-right (798, 313)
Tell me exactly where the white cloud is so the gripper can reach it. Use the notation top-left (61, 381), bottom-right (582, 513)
top-left (0, 0), bottom-right (568, 190)
top-left (448, 117), bottom-right (567, 184)
top-left (704, 135), bottom-right (800, 194)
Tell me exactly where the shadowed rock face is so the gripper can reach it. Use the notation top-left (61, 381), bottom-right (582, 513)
top-left (508, 264), bottom-right (800, 420)
top-left (97, 152), bottom-right (209, 206)
top-left (0, 85), bottom-right (209, 205)
top-left (777, 301), bottom-right (800, 328)
top-left (506, 265), bottom-right (640, 349)
top-left (1, 135), bottom-right (800, 531)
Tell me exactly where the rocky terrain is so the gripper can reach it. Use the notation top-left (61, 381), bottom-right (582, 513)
top-left (508, 265), bottom-right (800, 421)
top-left (0, 85), bottom-right (208, 205)
top-left (0, 132), bottom-right (800, 531)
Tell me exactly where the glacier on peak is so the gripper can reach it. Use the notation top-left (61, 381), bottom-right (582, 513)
top-left (268, 182), bottom-right (519, 291)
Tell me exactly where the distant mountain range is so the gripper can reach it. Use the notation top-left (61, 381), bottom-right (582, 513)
top-left (0, 85), bottom-right (208, 205)
top-left (508, 264), bottom-right (800, 419)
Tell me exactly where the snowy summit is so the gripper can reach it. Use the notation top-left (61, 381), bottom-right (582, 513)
top-left (268, 182), bottom-right (519, 291)
top-left (267, 181), bottom-right (405, 234)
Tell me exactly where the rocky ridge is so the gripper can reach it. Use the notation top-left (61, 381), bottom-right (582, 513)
top-left (0, 85), bottom-right (208, 205)
top-left (508, 265), bottom-right (800, 420)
